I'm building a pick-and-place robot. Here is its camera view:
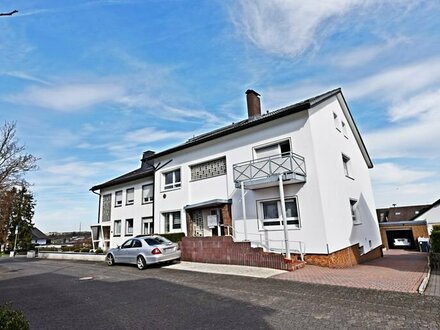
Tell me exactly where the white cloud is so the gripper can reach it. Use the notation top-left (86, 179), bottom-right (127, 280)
top-left (345, 57), bottom-right (440, 101)
top-left (6, 83), bottom-right (125, 111)
top-left (330, 36), bottom-right (409, 68)
top-left (371, 163), bottom-right (434, 185)
top-left (230, 0), bottom-right (410, 58)
top-left (388, 88), bottom-right (440, 122)
top-left (124, 127), bottom-right (190, 144)
top-left (1, 71), bottom-right (51, 85)
top-left (370, 163), bottom-right (439, 208)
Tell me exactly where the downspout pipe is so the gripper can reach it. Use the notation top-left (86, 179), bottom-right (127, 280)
top-left (279, 174), bottom-right (291, 259)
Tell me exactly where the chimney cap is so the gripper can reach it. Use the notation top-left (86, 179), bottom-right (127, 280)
top-left (245, 89), bottom-right (260, 96)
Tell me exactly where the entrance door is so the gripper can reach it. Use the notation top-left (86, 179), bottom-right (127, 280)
top-left (192, 210), bottom-right (204, 237)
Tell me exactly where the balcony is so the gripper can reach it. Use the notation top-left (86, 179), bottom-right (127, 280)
top-left (233, 152), bottom-right (306, 189)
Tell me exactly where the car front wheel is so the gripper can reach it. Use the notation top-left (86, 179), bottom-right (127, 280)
top-left (106, 254), bottom-right (115, 266)
top-left (137, 256), bottom-right (147, 270)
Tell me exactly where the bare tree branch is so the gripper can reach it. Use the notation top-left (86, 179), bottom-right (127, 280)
top-left (0, 122), bottom-right (38, 192)
top-left (0, 10), bottom-right (18, 16)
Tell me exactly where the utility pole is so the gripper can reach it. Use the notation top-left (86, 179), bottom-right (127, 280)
top-left (12, 224), bottom-right (18, 257)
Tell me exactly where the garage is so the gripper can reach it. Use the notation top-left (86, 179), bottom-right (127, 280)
top-left (379, 220), bottom-right (428, 250)
top-left (385, 229), bottom-right (415, 249)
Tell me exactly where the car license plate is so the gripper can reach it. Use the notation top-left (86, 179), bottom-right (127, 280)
top-left (164, 247), bottom-right (174, 253)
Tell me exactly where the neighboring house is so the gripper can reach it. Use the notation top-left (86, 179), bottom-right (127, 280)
top-left (413, 198), bottom-right (440, 234)
top-left (376, 204), bottom-right (430, 223)
top-left (376, 204), bottom-right (432, 250)
top-left (90, 155), bottom-right (155, 250)
top-left (31, 228), bottom-right (50, 246)
top-left (91, 88), bottom-right (382, 267)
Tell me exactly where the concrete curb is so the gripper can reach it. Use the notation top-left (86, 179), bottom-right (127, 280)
top-left (419, 265), bottom-right (431, 294)
top-left (38, 252), bottom-right (105, 262)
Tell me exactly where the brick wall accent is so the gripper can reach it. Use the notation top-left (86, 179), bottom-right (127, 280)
top-left (180, 236), bottom-right (299, 271)
top-left (305, 244), bottom-right (383, 268)
top-left (359, 245), bottom-right (383, 263)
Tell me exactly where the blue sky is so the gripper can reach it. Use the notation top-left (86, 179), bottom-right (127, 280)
top-left (1, 0), bottom-right (440, 232)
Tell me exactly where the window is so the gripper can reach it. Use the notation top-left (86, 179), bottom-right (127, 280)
top-left (114, 220), bottom-right (121, 236)
top-left (258, 198), bottom-right (300, 228)
top-left (142, 217), bottom-right (153, 235)
top-left (132, 239), bottom-right (142, 248)
top-left (342, 121), bottom-right (348, 137)
top-left (121, 239), bottom-right (133, 249)
top-left (350, 199), bottom-right (360, 224)
top-left (342, 154), bottom-right (352, 178)
top-left (115, 191), bottom-right (122, 207)
top-left (333, 112), bottom-right (341, 131)
top-left (125, 219), bottom-right (133, 235)
top-left (142, 184), bottom-right (153, 203)
top-left (191, 157), bottom-right (227, 181)
top-left (255, 140), bottom-right (291, 159)
top-left (395, 212), bottom-right (401, 216)
top-left (102, 194), bottom-right (112, 222)
top-left (164, 169), bottom-right (181, 190)
top-left (126, 188), bottom-right (134, 205)
top-left (163, 212), bottom-right (181, 232)
top-left (415, 210), bottom-right (420, 215)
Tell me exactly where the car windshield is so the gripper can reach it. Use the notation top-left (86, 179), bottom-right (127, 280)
top-left (144, 237), bottom-right (165, 246)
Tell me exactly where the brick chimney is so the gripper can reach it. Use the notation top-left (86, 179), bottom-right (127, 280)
top-left (246, 89), bottom-right (261, 118)
top-left (141, 150), bottom-right (155, 169)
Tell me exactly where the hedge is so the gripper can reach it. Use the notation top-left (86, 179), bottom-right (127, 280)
top-left (431, 229), bottom-right (440, 253)
top-left (0, 304), bottom-right (29, 330)
top-left (158, 232), bottom-right (186, 243)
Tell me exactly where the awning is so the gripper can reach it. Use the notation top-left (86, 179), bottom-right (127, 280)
top-left (184, 199), bottom-right (232, 210)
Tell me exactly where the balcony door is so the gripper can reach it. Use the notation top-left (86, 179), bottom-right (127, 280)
top-left (255, 140), bottom-right (291, 159)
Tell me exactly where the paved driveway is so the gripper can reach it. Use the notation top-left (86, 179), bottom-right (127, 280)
top-left (273, 250), bottom-right (428, 293)
top-left (0, 258), bottom-right (439, 329)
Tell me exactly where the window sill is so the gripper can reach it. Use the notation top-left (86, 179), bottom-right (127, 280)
top-left (115, 205), bottom-right (122, 208)
top-left (126, 203), bottom-right (134, 206)
top-left (353, 222), bottom-right (362, 226)
top-left (344, 135), bottom-right (349, 139)
top-left (125, 234), bottom-right (133, 237)
top-left (189, 173), bottom-right (226, 182)
top-left (113, 235), bottom-right (121, 237)
top-left (259, 226), bottom-right (301, 231)
top-left (161, 187), bottom-right (181, 193)
top-left (345, 175), bottom-right (355, 181)
top-left (142, 201), bottom-right (153, 205)
top-left (336, 127), bottom-right (341, 133)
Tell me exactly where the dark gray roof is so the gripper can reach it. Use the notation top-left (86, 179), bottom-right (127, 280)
top-left (411, 198), bottom-right (440, 220)
top-left (146, 88), bottom-right (363, 161)
top-left (90, 165), bottom-right (154, 191)
top-left (31, 227), bottom-right (49, 240)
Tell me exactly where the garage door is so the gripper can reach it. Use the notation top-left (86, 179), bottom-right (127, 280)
top-left (385, 229), bottom-right (416, 249)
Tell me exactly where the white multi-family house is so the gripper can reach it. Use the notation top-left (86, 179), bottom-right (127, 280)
top-left (91, 88), bottom-right (382, 267)
top-left (90, 152), bottom-right (155, 250)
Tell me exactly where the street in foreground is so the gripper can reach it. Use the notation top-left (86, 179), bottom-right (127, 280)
top-left (0, 258), bottom-right (439, 329)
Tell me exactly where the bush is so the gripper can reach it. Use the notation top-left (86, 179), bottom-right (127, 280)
top-left (80, 247), bottom-right (90, 253)
top-left (95, 248), bottom-right (104, 255)
top-left (431, 230), bottom-right (440, 253)
top-left (0, 304), bottom-right (29, 330)
top-left (38, 247), bottom-right (59, 252)
top-left (158, 232), bottom-right (186, 243)
top-left (432, 225), bottom-right (440, 232)
top-left (73, 249), bottom-right (80, 253)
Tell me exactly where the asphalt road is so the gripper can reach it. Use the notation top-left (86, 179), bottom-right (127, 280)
top-left (0, 257), bottom-right (439, 329)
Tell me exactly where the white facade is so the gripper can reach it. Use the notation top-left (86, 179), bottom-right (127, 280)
top-left (414, 201), bottom-right (440, 234)
top-left (91, 89), bottom-right (381, 257)
top-left (91, 176), bottom-right (154, 249)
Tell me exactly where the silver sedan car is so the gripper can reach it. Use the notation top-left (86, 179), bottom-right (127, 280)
top-left (106, 235), bottom-right (181, 270)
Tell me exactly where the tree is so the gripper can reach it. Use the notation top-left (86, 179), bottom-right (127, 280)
top-left (0, 122), bottom-right (38, 192)
top-left (0, 189), bottom-right (16, 250)
top-left (7, 187), bottom-right (35, 251)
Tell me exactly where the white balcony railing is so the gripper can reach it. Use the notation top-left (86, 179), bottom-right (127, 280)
top-left (233, 152), bottom-right (306, 184)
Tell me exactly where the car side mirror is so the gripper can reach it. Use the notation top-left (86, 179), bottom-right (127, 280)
top-left (117, 245), bottom-right (120, 249)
